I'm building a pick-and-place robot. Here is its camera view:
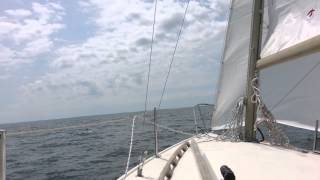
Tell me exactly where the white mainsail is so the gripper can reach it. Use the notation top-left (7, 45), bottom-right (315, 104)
top-left (261, 0), bottom-right (320, 58)
top-left (213, 0), bottom-right (320, 130)
top-left (260, 0), bottom-right (320, 130)
top-left (212, 0), bottom-right (253, 129)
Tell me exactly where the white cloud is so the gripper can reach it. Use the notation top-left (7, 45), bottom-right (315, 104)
top-left (5, 9), bottom-right (32, 18)
top-left (1, 0), bottom-right (229, 122)
top-left (0, 21), bottom-right (18, 37)
top-left (0, 2), bottom-right (65, 66)
top-left (20, 37), bottom-right (53, 57)
top-left (24, 0), bottom-right (228, 105)
top-left (0, 45), bottom-right (15, 64)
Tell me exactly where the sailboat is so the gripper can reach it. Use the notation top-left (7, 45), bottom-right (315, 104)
top-left (118, 0), bottom-right (320, 179)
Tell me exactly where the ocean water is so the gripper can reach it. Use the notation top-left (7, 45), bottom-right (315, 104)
top-left (0, 107), bottom-right (316, 180)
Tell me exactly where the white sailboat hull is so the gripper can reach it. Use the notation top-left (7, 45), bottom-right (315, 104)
top-left (119, 134), bottom-right (320, 180)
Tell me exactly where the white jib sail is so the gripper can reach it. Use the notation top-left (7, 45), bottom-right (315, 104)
top-left (212, 0), bottom-right (253, 129)
top-left (260, 0), bottom-right (320, 130)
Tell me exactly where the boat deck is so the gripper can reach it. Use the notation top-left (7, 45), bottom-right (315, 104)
top-left (118, 134), bottom-right (320, 180)
top-left (118, 139), bottom-right (190, 180)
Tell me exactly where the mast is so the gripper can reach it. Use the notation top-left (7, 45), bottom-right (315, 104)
top-left (245, 0), bottom-right (263, 141)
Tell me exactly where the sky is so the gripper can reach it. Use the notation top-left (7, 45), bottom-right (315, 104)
top-left (0, 0), bottom-right (229, 123)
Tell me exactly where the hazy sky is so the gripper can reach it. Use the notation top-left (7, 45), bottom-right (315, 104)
top-left (0, 0), bottom-right (229, 123)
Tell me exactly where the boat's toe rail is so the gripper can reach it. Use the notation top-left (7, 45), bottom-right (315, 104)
top-left (159, 141), bottom-right (191, 180)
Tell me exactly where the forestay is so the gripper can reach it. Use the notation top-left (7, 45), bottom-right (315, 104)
top-left (260, 0), bottom-right (320, 130)
top-left (212, 0), bottom-right (253, 129)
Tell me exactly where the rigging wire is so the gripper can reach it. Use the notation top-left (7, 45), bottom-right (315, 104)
top-left (6, 114), bottom-right (193, 139)
top-left (139, 0), bottom-right (192, 158)
top-left (143, 0), bottom-right (158, 125)
top-left (124, 116), bottom-right (136, 179)
top-left (270, 60), bottom-right (320, 110)
top-left (157, 0), bottom-right (190, 109)
top-left (139, 0), bottom-right (159, 164)
top-left (6, 118), bottom-right (133, 136)
top-left (144, 119), bottom-right (194, 136)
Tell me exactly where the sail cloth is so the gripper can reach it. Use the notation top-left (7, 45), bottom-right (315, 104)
top-left (212, 0), bottom-right (253, 129)
top-left (260, 0), bottom-right (320, 130)
top-left (261, 0), bottom-right (320, 58)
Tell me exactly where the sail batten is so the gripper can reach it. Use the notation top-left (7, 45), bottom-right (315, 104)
top-left (257, 34), bottom-right (320, 69)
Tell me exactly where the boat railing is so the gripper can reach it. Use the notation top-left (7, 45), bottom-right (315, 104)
top-left (193, 104), bottom-right (215, 135)
top-left (313, 120), bottom-right (319, 153)
top-left (0, 130), bottom-right (5, 180)
top-left (153, 107), bottom-right (159, 158)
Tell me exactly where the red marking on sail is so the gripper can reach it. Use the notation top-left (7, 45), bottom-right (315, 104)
top-left (307, 9), bottom-right (315, 17)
